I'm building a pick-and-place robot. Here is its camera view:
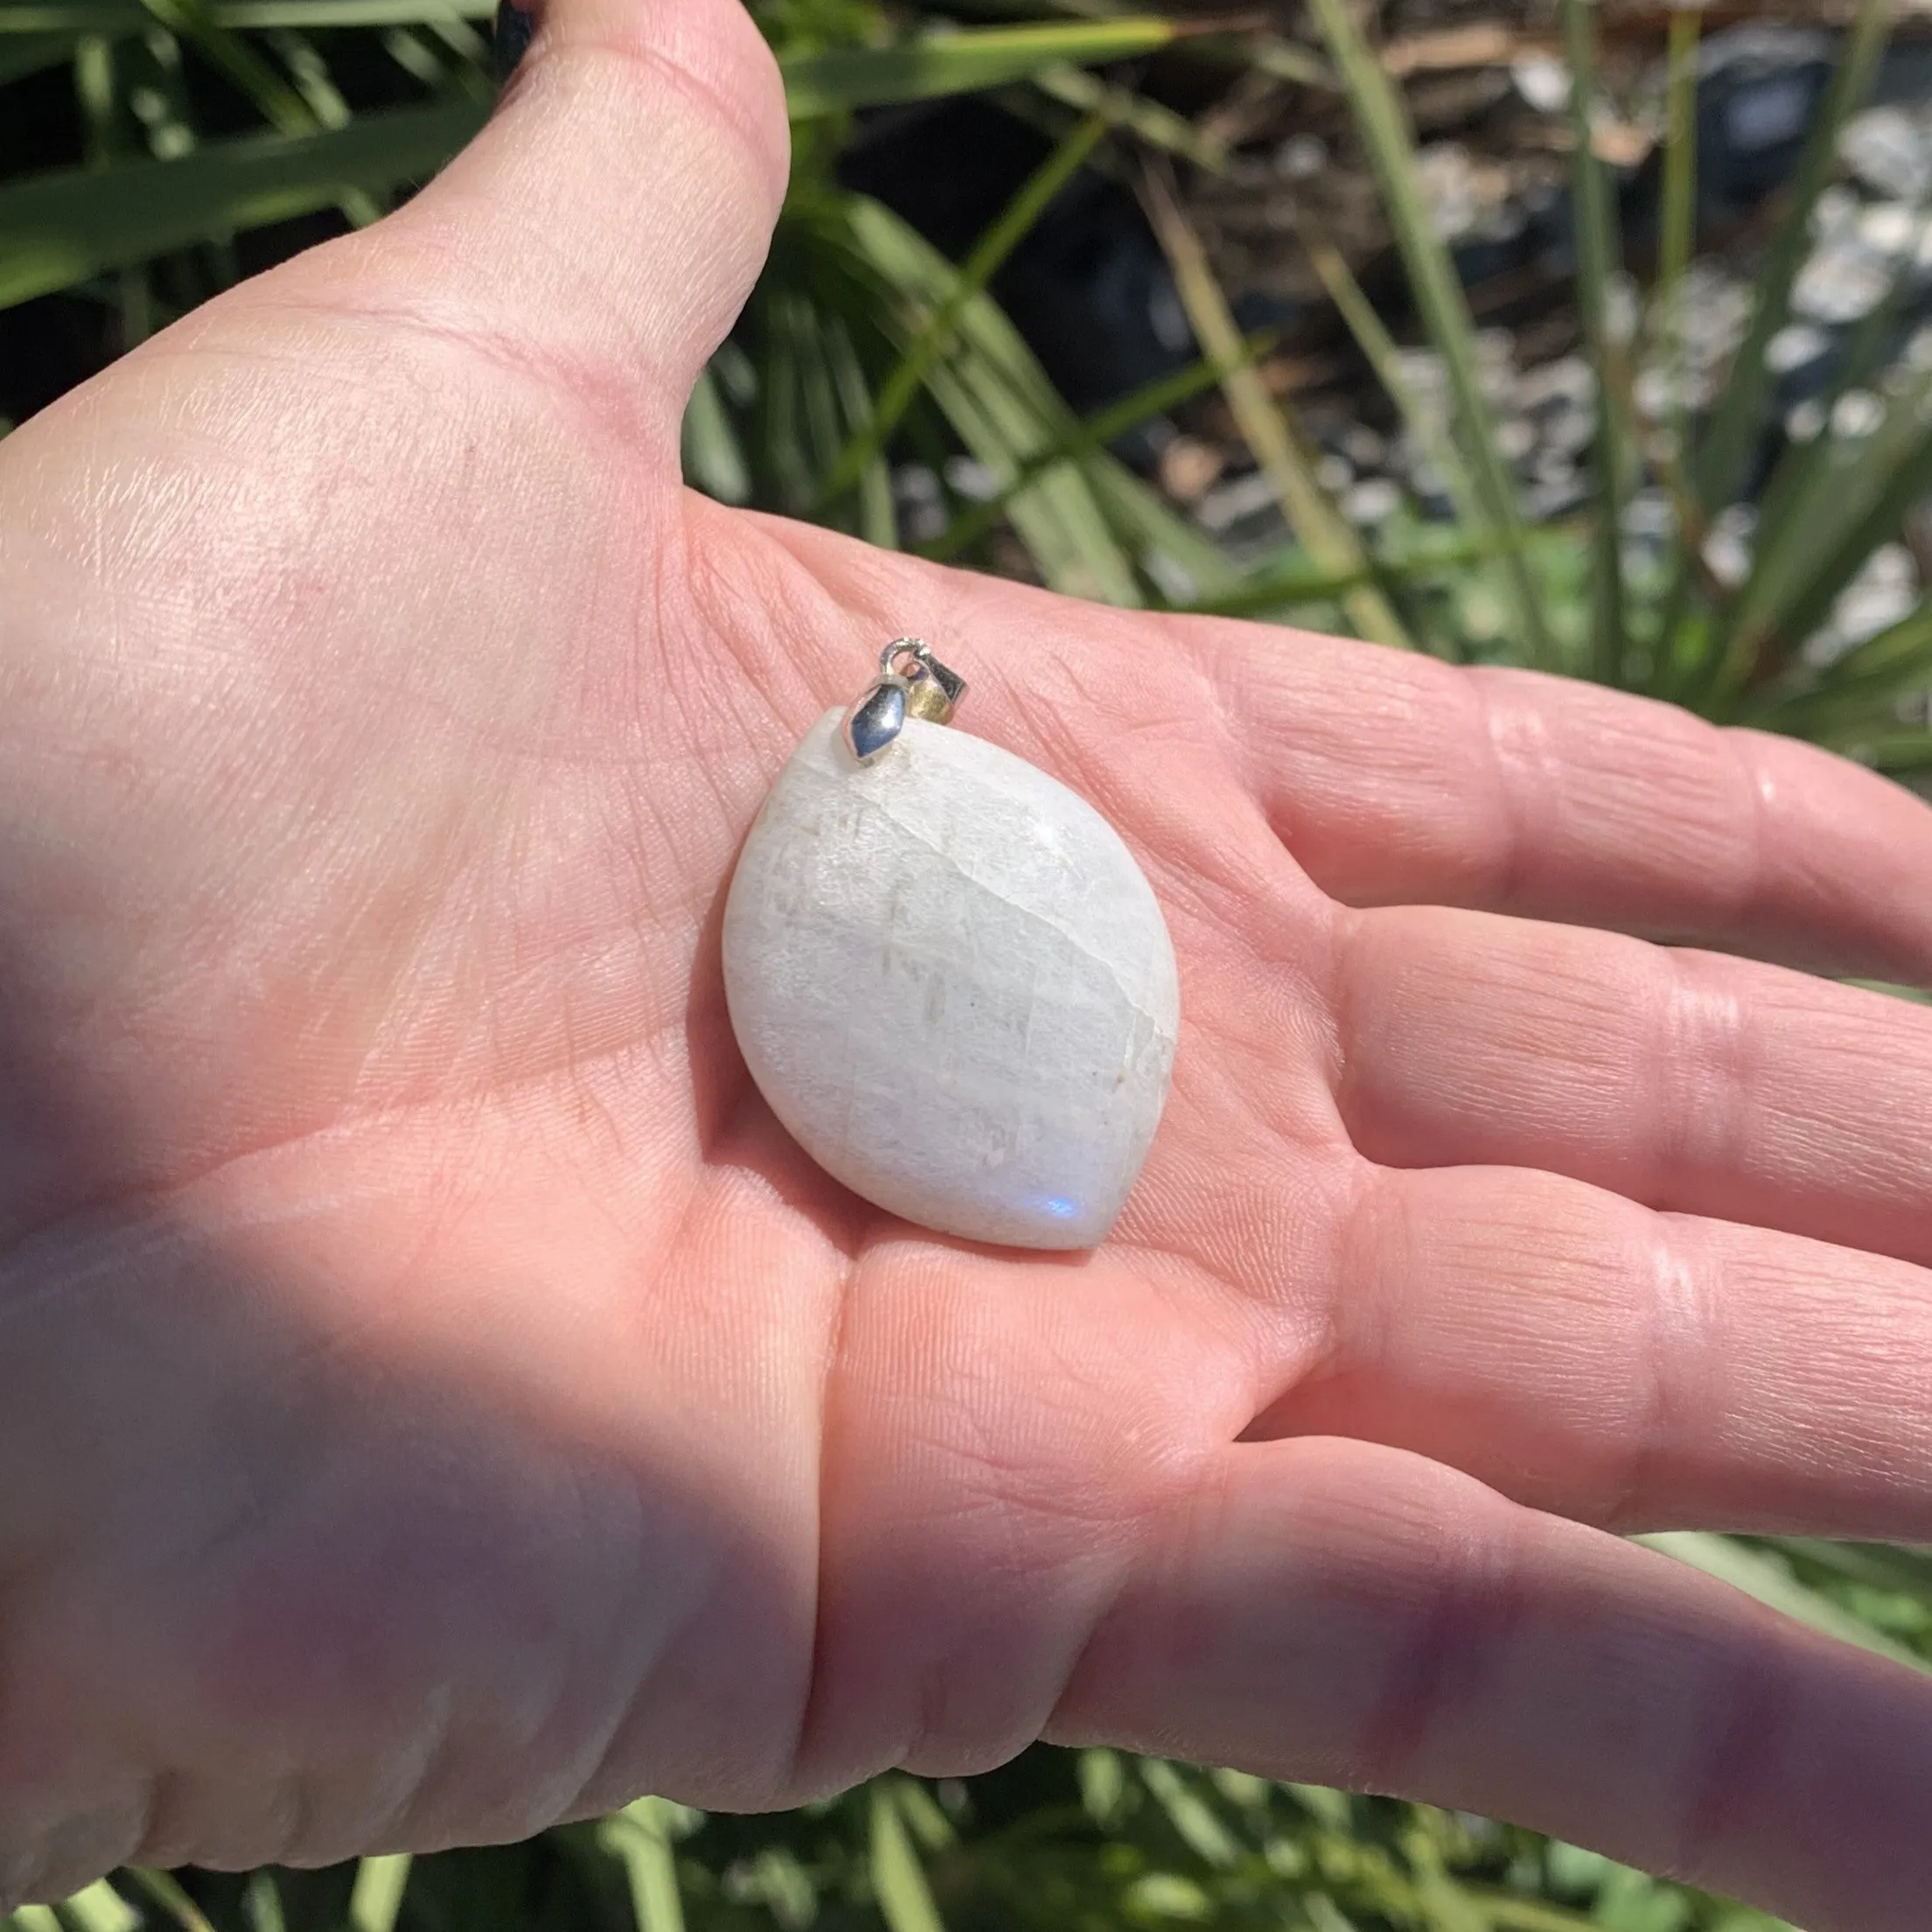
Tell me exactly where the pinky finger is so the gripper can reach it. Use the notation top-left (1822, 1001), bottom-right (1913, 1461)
top-left (1049, 1435), bottom-right (1932, 1932)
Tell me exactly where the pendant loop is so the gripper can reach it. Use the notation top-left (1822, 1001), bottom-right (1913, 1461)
top-left (842, 638), bottom-right (967, 764)
top-left (880, 638), bottom-right (966, 721)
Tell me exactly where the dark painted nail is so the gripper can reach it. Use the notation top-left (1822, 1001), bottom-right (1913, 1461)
top-left (493, 0), bottom-right (535, 84)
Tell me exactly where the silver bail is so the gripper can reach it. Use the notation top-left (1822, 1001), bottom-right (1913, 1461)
top-left (842, 673), bottom-right (910, 764)
top-left (840, 639), bottom-right (966, 764)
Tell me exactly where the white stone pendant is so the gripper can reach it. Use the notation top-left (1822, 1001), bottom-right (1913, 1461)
top-left (722, 640), bottom-right (1180, 1250)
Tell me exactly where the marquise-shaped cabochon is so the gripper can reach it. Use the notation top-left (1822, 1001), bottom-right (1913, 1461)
top-left (722, 711), bottom-right (1181, 1250)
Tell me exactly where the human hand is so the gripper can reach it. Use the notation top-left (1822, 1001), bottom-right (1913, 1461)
top-left (3, 3), bottom-right (1931, 1923)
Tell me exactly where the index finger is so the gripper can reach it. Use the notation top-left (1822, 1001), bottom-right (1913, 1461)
top-left (1203, 624), bottom-right (1932, 986)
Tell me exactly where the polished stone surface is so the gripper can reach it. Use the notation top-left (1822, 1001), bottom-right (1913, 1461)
top-left (722, 710), bottom-right (1180, 1249)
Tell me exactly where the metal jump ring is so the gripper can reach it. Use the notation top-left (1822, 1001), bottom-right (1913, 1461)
top-left (842, 638), bottom-right (968, 764)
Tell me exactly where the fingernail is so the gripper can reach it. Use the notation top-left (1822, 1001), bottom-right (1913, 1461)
top-left (493, 0), bottom-right (535, 83)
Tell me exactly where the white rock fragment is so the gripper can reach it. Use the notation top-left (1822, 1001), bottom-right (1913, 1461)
top-left (722, 712), bottom-right (1181, 1250)
top-left (1511, 51), bottom-right (1571, 115)
top-left (1343, 478), bottom-right (1401, 527)
top-left (1793, 239), bottom-right (1891, 325)
top-left (1807, 543), bottom-right (1920, 667)
top-left (942, 456), bottom-right (1001, 502)
top-left (1841, 107), bottom-right (1932, 205)
top-left (1767, 323), bottom-right (1831, 377)
top-left (1274, 133), bottom-right (1328, 179)
top-left (1859, 201), bottom-right (1921, 259)
top-left (1704, 504), bottom-right (1758, 589)
top-left (1832, 388), bottom-right (1886, 439)
top-left (1786, 398), bottom-right (1827, 443)
top-left (1196, 469), bottom-right (1282, 533)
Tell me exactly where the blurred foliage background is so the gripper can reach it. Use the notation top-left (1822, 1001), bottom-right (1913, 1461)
top-left (4, 0), bottom-right (1932, 1923)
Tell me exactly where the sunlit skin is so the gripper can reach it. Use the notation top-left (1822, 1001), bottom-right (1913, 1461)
top-left (3, 1), bottom-right (1932, 1922)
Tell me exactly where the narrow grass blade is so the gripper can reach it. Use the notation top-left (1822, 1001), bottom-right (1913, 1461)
top-left (597, 1801), bottom-right (693, 1932)
top-left (108, 21), bottom-right (203, 176)
top-left (1853, 981), bottom-right (1932, 1003)
top-left (1744, 598), bottom-right (1932, 740)
top-left (76, 32), bottom-right (126, 167)
top-left (782, 18), bottom-right (1175, 119)
top-left (843, 193), bottom-right (1145, 603)
top-left (1140, 1761), bottom-right (1241, 1868)
top-left (920, 338), bottom-right (1258, 562)
top-left (736, 188), bottom-right (1204, 599)
top-left (1769, 1536), bottom-right (1932, 1597)
top-left (415, 11), bottom-right (489, 67)
top-left (1082, 457), bottom-right (1243, 603)
top-left (1653, 5), bottom-right (1699, 430)
top-left (1078, 1749), bottom-right (1127, 1824)
top-left (681, 362), bottom-right (751, 505)
top-left (823, 311), bottom-right (899, 547)
top-left (1179, 556), bottom-right (1405, 618)
top-left (922, 351), bottom-right (1140, 602)
top-left (1754, 260), bottom-right (1925, 545)
top-left (610, 1829), bottom-right (684, 1932)
top-left (869, 1782), bottom-right (947, 1932)
top-left (1721, 384), bottom-right (1932, 694)
top-left (1859, 729), bottom-right (1932, 772)
top-left (1587, 338), bottom-right (1736, 677)
top-left (1561, 0), bottom-right (1629, 682)
top-left (0, 100), bottom-right (485, 310)
top-left (1195, 31), bottom-right (1328, 90)
top-left (1462, 1895), bottom-right (1607, 1931)
top-left (347, 1856), bottom-right (411, 1932)
top-left (745, 283), bottom-right (799, 510)
top-left (1691, 0), bottom-right (1891, 516)
top-left (893, 1781), bottom-right (958, 1854)
top-left (794, 303), bottom-right (857, 512)
top-left (1633, 14), bottom-right (1705, 691)
top-left (1303, 0), bottom-right (1552, 666)
top-left (52, 1882), bottom-right (138, 1932)
top-left (132, 0), bottom-right (384, 226)
top-left (241, 1872), bottom-right (286, 1932)
top-left (1640, 1531), bottom-right (1930, 1668)
top-left (1029, 64), bottom-right (1225, 169)
top-left (0, 1), bottom-right (492, 24)
top-left (136, 0), bottom-right (317, 135)
top-left (820, 111), bottom-right (1105, 506)
top-left (1705, 236), bottom-right (1932, 692)
top-left (123, 1872), bottom-right (218, 1932)
top-left (373, 19), bottom-right (488, 100)
top-left (1180, 523), bottom-right (1559, 618)
top-left (1301, 227), bottom-right (1484, 543)
top-left (1140, 161), bottom-right (1410, 648)
top-left (1398, 1828), bottom-right (1489, 1932)
top-left (269, 27), bottom-right (356, 127)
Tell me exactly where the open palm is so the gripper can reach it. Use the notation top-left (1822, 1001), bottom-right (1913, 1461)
top-left (4, 3), bottom-right (1932, 1924)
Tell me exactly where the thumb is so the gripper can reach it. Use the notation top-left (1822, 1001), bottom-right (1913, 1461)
top-left (328, 0), bottom-right (789, 446)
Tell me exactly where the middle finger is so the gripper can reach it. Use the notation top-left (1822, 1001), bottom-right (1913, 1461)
top-left (1332, 903), bottom-right (1932, 1266)
top-left (1249, 1160), bottom-right (1932, 1539)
